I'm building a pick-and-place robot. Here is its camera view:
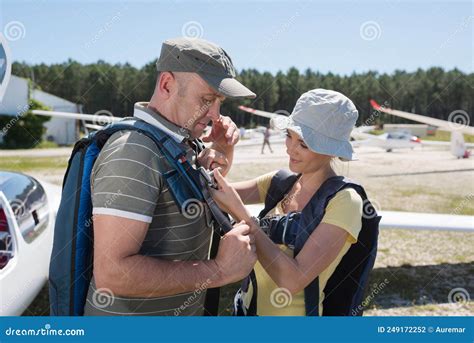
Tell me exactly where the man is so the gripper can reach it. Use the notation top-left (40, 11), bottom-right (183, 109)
top-left (84, 38), bottom-right (257, 316)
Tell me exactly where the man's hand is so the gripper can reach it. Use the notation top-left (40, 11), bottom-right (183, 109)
top-left (201, 115), bottom-right (238, 175)
top-left (214, 221), bottom-right (257, 284)
top-left (197, 148), bottom-right (230, 175)
top-left (202, 115), bottom-right (239, 148)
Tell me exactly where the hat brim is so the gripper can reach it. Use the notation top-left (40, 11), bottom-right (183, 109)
top-left (286, 120), bottom-right (357, 161)
top-left (198, 73), bottom-right (256, 99)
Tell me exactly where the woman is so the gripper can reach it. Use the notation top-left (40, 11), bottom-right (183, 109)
top-left (211, 89), bottom-right (378, 316)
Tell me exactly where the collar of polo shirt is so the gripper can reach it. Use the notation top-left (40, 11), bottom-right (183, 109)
top-left (133, 102), bottom-right (191, 143)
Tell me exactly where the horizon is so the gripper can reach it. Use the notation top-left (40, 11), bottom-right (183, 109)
top-left (11, 60), bottom-right (471, 78)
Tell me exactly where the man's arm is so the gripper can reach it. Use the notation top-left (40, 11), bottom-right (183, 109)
top-left (93, 214), bottom-right (256, 298)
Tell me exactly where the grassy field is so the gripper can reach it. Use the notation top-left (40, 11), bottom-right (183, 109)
top-left (0, 156), bottom-right (68, 172)
top-left (2, 152), bottom-right (471, 317)
top-left (422, 130), bottom-right (474, 143)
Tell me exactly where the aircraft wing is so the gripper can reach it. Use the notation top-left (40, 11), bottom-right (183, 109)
top-left (370, 100), bottom-right (474, 136)
top-left (239, 105), bottom-right (286, 119)
top-left (379, 211), bottom-right (474, 232)
top-left (238, 105), bottom-right (280, 119)
top-left (420, 140), bottom-right (474, 148)
top-left (245, 204), bottom-right (474, 232)
top-left (31, 110), bottom-right (121, 124)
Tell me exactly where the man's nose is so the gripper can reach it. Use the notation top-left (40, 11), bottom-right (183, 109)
top-left (207, 100), bottom-right (221, 120)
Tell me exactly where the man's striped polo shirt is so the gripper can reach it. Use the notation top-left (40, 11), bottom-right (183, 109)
top-left (83, 102), bottom-right (215, 316)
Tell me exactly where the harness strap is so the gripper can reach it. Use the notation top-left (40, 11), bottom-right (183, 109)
top-left (181, 161), bottom-right (233, 234)
top-left (259, 169), bottom-right (299, 218)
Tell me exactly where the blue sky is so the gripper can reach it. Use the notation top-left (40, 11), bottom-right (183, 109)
top-left (1, 0), bottom-right (472, 75)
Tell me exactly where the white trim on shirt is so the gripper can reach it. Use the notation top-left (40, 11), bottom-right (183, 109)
top-left (92, 207), bottom-right (153, 223)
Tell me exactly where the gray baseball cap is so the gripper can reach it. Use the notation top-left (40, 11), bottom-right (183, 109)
top-left (156, 37), bottom-right (256, 99)
top-left (275, 89), bottom-right (358, 161)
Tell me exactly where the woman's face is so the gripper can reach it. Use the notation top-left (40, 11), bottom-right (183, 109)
top-left (285, 129), bottom-right (333, 174)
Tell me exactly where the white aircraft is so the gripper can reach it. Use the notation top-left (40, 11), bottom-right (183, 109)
top-left (238, 103), bottom-right (474, 156)
top-left (0, 171), bottom-right (61, 316)
top-left (370, 100), bottom-right (473, 158)
top-left (350, 128), bottom-right (422, 152)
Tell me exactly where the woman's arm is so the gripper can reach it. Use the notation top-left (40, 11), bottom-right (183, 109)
top-left (248, 220), bottom-right (349, 295)
top-left (230, 179), bottom-right (261, 205)
top-left (210, 170), bottom-right (355, 295)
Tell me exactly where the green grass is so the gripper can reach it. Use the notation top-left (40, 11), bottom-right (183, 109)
top-left (35, 140), bottom-right (60, 149)
top-left (369, 129), bottom-right (385, 135)
top-left (0, 156), bottom-right (68, 172)
top-left (394, 188), bottom-right (474, 215)
top-left (419, 130), bottom-right (474, 143)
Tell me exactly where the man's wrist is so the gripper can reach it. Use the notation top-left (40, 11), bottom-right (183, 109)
top-left (204, 259), bottom-right (228, 287)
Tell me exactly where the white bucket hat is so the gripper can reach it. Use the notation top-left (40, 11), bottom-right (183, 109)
top-left (272, 88), bottom-right (358, 161)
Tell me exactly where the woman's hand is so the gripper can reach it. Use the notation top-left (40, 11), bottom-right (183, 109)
top-left (210, 169), bottom-right (251, 222)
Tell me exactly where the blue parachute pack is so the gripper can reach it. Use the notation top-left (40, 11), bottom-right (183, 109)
top-left (48, 118), bottom-right (230, 316)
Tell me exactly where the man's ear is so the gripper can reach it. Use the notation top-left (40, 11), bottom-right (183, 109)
top-left (157, 71), bottom-right (175, 99)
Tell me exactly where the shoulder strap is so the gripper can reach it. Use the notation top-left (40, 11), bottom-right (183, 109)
top-left (258, 169), bottom-right (299, 219)
top-left (298, 177), bottom-right (380, 316)
top-left (97, 118), bottom-right (204, 201)
top-left (321, 182), bottom-right (380, 316)
top-left (295, 176), bottom-right (347, 254)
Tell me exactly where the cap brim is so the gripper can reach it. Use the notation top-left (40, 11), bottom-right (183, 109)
top-left (198, 73), bottom-right (256, 99)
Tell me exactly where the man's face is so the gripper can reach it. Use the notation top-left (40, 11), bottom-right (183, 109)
top-left (172, 72), bottom-right (226, 139)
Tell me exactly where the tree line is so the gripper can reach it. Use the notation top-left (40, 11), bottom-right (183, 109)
top-left (12, 60), bottom-right (473, 128)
